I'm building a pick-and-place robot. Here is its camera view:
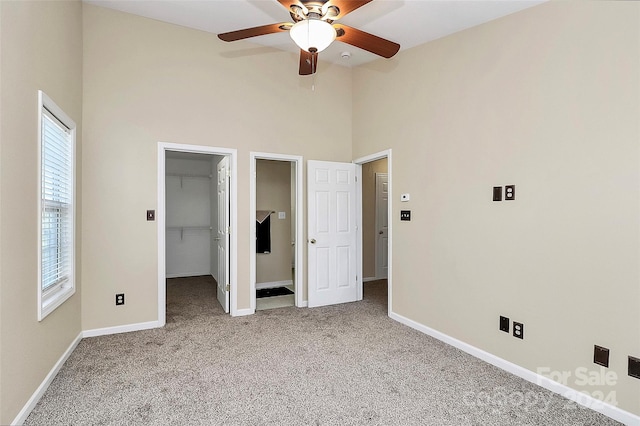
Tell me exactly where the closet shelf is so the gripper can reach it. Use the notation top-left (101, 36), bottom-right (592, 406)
top-left (167, 226), bottom-right (212, 241)
top-left (167, 172), bottom-right (212, 179)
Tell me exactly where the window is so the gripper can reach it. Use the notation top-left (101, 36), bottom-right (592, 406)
top-left (38, 91), bottom-right (76, 320)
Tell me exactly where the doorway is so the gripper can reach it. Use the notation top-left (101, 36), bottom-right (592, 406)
top-left (355, 150), bottom-right (392, 314)
top-left (250, 152), bottom-right (303, 311)
top-left (158, 143), bottom-right (238, 324)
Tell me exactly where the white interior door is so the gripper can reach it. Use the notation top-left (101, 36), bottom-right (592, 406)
top-left (375, 173), bottom-right (388, 279)
top-left (216, 157), bottom-right (230, 313)
top-left (307, 160), bottom-right (357, 308)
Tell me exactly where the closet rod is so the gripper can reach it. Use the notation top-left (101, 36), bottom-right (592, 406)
top-left (167, 172), bottom-right (212, 179)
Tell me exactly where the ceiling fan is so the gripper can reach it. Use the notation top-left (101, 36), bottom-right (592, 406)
top-left (217, 0), bottom-right (400, 75)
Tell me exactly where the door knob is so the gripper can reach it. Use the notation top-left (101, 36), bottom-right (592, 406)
top-left (309, 238), bottom-right (316, 244)
top-left (378, 231), bottom-right (383, 235)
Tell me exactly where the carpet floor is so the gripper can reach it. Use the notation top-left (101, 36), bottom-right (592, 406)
top-left (24, 276), bottom-right (620, 425)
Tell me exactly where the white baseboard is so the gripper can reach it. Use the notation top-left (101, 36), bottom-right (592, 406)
top-left (12, 332), bottom-right (83, 425)
top-left (232, 308), bottom-right (254, 317)
top-left (297, 300), bottom-right (308, 308)
top-left (82, 320), bottom-right (161, 338)
top-left (255, 280), bottom-right (293, 290)
top-left (389, 311), bottom-right (639, 426)
top-left (363, 277), bottom-right (379, 283)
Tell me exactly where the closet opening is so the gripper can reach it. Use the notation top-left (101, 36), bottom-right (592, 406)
top-left (158, 143), bottom-right (238, 324)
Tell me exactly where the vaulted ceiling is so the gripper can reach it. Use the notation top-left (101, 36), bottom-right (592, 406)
top-left (85, 0), bottom-right (544, 68)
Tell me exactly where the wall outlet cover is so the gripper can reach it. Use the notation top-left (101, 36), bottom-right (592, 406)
top-left (146, 210), bottom-right (155, 221)
top-left (115, 293), bottom-right (125, 306)
top-left (594, 345), bottom-right (610, 368)
top-left (499, 316), bottom-right (509, 333)
top-left (400, 210), bottom-right (411, 221)
top-left (629, 356), bottom-right (640, 379)
top-left (505, 185), bottom-right (516, 200)
top-left (493, 187), bottom-right (502, 201)
top-left (513, 322), bottom-right (524, 339)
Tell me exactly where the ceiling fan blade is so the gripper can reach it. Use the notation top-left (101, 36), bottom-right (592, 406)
top-left (299, 49), bottom-right (319, 75)
top-left (277, 0), bottom-right (300, 11)
top-left (218, 23), bottom-right (290, 42)
top-left (333, 24), bottom-right (400, 58)
top-left (327, 0), bottom-right (372, 19)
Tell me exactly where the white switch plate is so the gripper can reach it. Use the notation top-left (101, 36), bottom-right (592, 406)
top-left (401, 193), bottom-right (410, 202)
top-left (278, 212), bottom-right (286, 219)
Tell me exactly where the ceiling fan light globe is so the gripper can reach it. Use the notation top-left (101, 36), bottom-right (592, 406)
top-left (290, 19), bottom-right (336, 53)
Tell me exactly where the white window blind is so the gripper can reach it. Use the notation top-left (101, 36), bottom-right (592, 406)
top-left (41, 109), bottom-right (73, 292)
top-left (38, 90), bottom-right (76, 320)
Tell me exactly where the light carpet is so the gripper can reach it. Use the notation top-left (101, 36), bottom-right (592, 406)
top-left (24, 276), bottom-right (620, 425)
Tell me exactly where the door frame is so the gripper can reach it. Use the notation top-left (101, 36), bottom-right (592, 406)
top-left (354, 149), bottom-right (392, 314)
top-left (249, 152), bottom-right (304, 310)
top-left (158, 142), bottom-right (239, 324)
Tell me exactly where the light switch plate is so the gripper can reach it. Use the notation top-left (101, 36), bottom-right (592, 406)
top-left (594, 345), bottom-right (610, 368)
top-left (493, 187), bottom-right (502, 201)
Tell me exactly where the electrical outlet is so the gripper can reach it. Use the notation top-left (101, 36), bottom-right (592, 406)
top-left (513, 322), bottom-right (524, 339)
top-left (594, 345), bottom-right (610, 368)
top-left (400, 210), bottom-right (411, 221)
top-left (146, 210), bottom-right (155, 221)
top-left (115, 293), bottom-right (125, 306)
top-left (505, 185), bottom-right (516, 200)
top-left (499, 316), bottom-right (509, 333)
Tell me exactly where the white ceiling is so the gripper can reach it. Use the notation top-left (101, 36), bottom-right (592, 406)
top-left (85, 0), bottom-right (544, 68)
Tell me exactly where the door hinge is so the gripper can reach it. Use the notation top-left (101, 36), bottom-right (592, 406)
top-left (227, 170), bottom-right (231, 178)
top-left (226, 284), bottom-right (230, 292)
top-left (227, 226), bottom-right (231, 234)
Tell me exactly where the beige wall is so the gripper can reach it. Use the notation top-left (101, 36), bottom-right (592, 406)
top-left (256, 160), bottom-right (292, 284)
top-left (353, 2), bottom-right (640, 415)
top-left (81, 4), bottom-right (352, 329)
top-left (362, 158), bottom-right (387, 279)
top-left (0, 1), bottom-right (83, 423)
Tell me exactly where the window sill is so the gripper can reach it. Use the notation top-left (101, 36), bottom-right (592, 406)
top-left (39, 285), bottom-right (75, 321)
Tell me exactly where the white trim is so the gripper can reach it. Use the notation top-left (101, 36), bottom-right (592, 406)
top-left (255, 280), bottom-right (293, 290)
top-left (353, 150), bottom-right (392, 315)
top-left (362, 277), bottom-right (379, 283)
top-left (82, 320), bottom-right (161, 338)
top-left (389, 311), bottom-right (639, 426)
top-left (233, 308), bottom-right (255, 317)
top-left (37, 90), bottom-right (77, 321)
top-left (249, 152), bottom-right (304, 310)
top-left (12, 332), bottom-right (82, 425)
top-left (158, 143), bottom-right (238, 321)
